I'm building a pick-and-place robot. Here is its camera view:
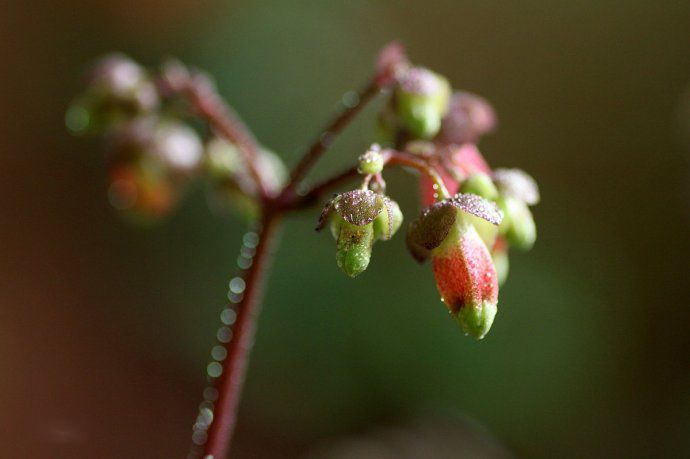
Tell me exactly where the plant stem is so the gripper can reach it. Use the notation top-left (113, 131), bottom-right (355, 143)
top-left (382, 149), bottom-right (451, 200)
top-left (278, 79), bottom-right (381, 201)
top-left (201, 213), bottom-right (282, 458)
top-left (161, 69), bottom-right (270, 199)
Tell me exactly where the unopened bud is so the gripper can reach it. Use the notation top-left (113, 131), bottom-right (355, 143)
top-left (395, 68), bottom-right (451, 139)
top-left (460, 173), bottom-right (498, 201)
top-left (317, 190), bottom-right (400, 277)
top-left (334, 219), bottom-right (375, 277)
top-left (66, 54), bottom-right (159, 135)
top-left (498, 196), bottom-right (536, 250)
top-left (358, 146), bottom-right (384, 175)
top-left (406, 194), bottom-right (502, 339)
top-left (373, 197), bottom-right (403, 241)
top-left (439, 91), bottom-right (497, 145)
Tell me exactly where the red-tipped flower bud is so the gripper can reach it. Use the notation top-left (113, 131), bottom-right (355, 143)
top-left (406, 194), bottom-right (503, 339)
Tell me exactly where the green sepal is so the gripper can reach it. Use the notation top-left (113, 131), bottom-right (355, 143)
top-left (455, 300), bottom-right (497, 340)
top-left (334, 218), bottom-right (374, 277)
top-left (498, 196), bottom-right (536, 250)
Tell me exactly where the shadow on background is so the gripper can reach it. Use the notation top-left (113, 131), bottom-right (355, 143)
top-left (1, 0), bottom-right (689, 457)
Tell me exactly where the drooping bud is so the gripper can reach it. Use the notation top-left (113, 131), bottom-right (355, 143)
top-left (107, 155), bottom-right (175, 223)
top-left (493, 168), bottom-right (539, 250)
top-left (205, 138), bottom-right (287, 219)
top-left (460, 172), bottom-right (498, 201)
top-left (317, 190), bottom-right (399, 277)
top-left (395, 67), bottom-right (451, 139)
top-left (373, 197), bottom-right (403, 241)
top-left (375, 41), bottom-right (410, 89)
top-left (406, 194), bottom-right (502, 339)
top-left (358, 145), bottom-right (385, 175)
top-left (419, 144), bottom-right (492, 206)
top-left (66, 54), bottom-right (159, 135)
top-left (103, 117), bottom-right (203, 221)
top-left (492, 168), bottom-right (540, 205)
top-left (151, 121), bottom-right (203, 174)
top-left (497, 196), bottom-right (536, 250)
top-left (438, 91), bottom-right (497, 145)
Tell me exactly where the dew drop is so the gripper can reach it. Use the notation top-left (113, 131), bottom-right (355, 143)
top-left (237, 255), bottom-right (252, 270)
top-left (211, 345), bottom-right (227, 361)
top-left (207, 362), bottom-right (223, 378)
top-left (227, 292), bottom-right (243, 303)
top-left (220, 308), bottom-right (236, 325)
top-left (342, 90), bottom-right (360, 108)
top-left (243, 232), bottom-right (259, 248)
top-left (217, 326), bottom-right (232, 343)
top-left (228, 277), bottom-right (246, 294)
top-left (192, 430), bottom-right (208, 445)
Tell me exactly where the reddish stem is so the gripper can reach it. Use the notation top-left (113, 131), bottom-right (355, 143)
top-left (162, 71), bottom-right (270, 199)
top-left (278, 79), bottom-right (381, 201)
top-left (201, 214), bottom-right (282, 458)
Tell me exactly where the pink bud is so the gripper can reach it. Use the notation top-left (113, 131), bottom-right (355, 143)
top-left (419, 144), bottom-right (492, 206)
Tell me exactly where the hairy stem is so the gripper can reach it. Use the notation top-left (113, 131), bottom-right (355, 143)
top-left (382, 149), bottom-right (451, 200)
top-left (278, 79), bottom-right (381, 200)
top-left (200, 214), bottom-right (282, 458)
top-left (161, 70), bottom-right (270, 199)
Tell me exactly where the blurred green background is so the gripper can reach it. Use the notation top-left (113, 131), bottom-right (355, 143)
top-left (2, 0), bottom-right (690, 457)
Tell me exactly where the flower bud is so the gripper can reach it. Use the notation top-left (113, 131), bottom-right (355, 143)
top-left (406, 194), bottom-right (503, 339)
top-left (317, 190), bottom-right (398, 277)
top-left (375, 41), bottom-right (410, 88)
top-left (373, 197), bottom-right (403, 241)
top-left (395, 68), bottom-right (451, 139)
top-left (438, 91), bottom-right (497, 145)
top-left (335, 220), bottom-right (375, 277)
top-left (498, 196), bottom-right (536, 250)
top-left (205, 138), bottom-right (287, 219)
top-left (107, 156), bottom-right (175, 223)
top-left (492, 168), bottom-right (540, 205)
top-left (358, 146), bottom-right (384, 175)
top-left (460, 172), bottom-right (498, 201)
top-left (66, 54), bottom-right (159, 135)
top-left (419, 144), bottom-right (492, 206)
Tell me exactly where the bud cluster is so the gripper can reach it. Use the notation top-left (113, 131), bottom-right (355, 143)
top-left (67, 54), bottom-right (285, 222)
top-left (355, 46), bottom-right (540, 339)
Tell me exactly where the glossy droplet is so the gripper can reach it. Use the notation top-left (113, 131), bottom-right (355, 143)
top-left (228, 277), bottom-right (246, 294)
top-left (220, 308), bottom-right (236, 325)
top-left (206, 362), bottom-right (223, 378)
top-left (243, 231), bottom-right (259, 248)
top-left (211, 345), bottom-right (227, 361)
top-left (216, 327), bottom-right (232, 343)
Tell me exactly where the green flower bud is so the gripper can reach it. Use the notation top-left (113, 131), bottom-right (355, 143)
top-left (334, 218), bottom-right (375, 277)
top-left (358, 146), bottom-right (384, 175)
top-left (204, 138), bottom-right (287, 220)
top-left (395, 67), bottom-right (451, 139)
top-left (317, 190), bottom-right (400, 277)
top-left (498, 196), bottom-right (536, 250)
top-left (460, 173), bottom-right (499, 201)
top-left (373, 197), bottom-right (403, 241)
top-left (456, 300), bottom-right (497, 340)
